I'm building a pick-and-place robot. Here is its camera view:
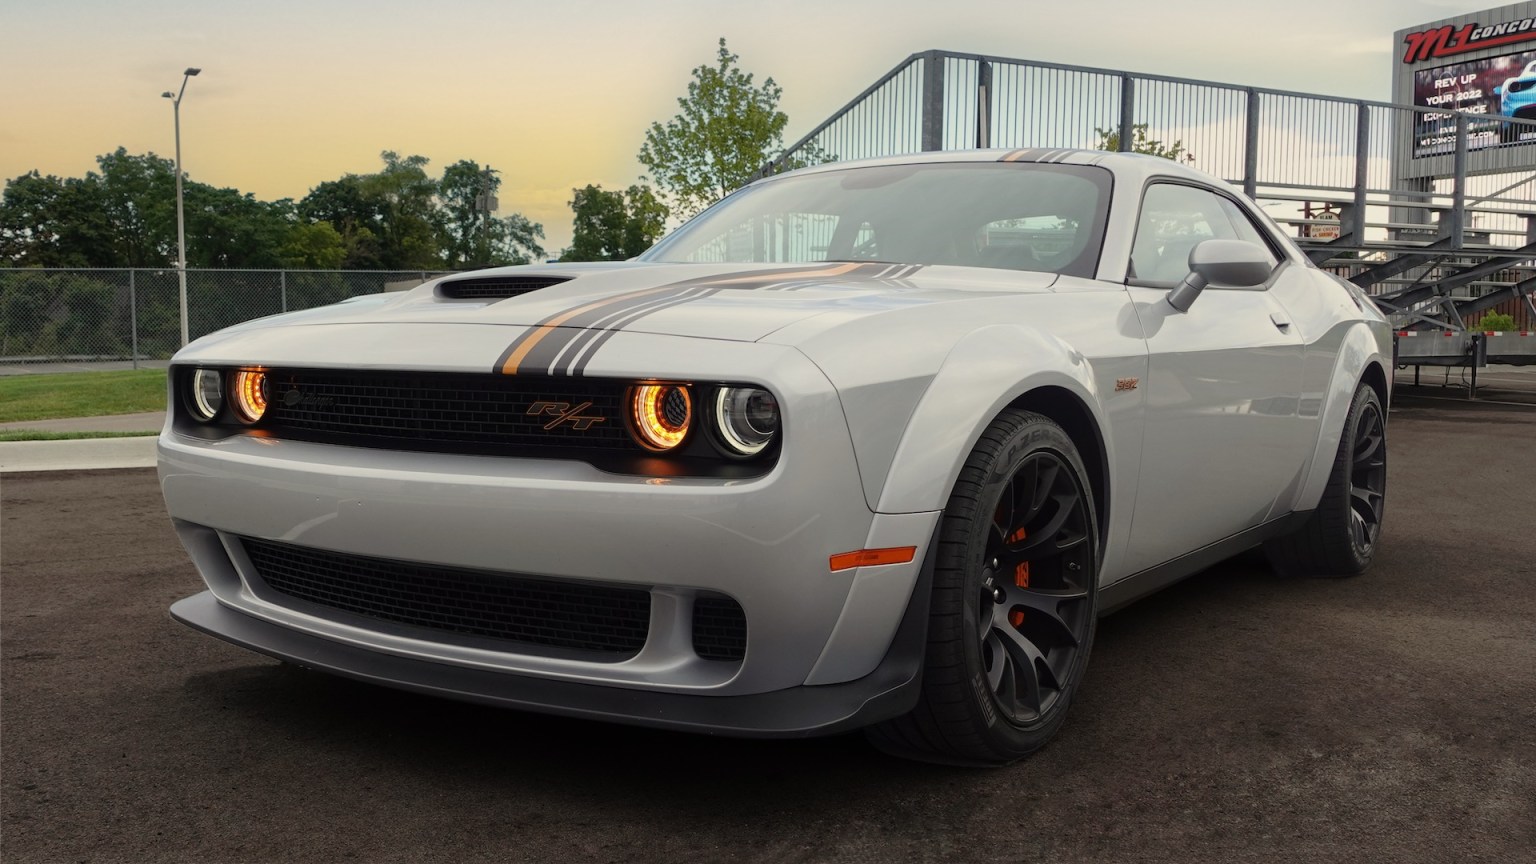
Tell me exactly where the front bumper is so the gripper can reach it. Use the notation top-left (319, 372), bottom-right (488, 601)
top-left (171, 531), bottom-right (932, 738)
top-left (161, 336), bottom-right (939, 712)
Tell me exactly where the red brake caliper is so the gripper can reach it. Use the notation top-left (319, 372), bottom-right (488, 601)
top-left (1007, 527), bottom-right (1028, 627)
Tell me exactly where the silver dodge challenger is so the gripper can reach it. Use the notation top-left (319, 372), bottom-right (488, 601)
top-left (161, 149), bottom-right (1392, 765)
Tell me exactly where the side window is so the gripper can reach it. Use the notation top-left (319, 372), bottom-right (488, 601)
top-left (1130, 183), bottom-right (1276, 283)
top-left (1217, 198), bottom-right (1282, 267)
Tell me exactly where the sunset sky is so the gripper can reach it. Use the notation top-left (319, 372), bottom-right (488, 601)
top-left (0, 0), bottom-right (1505, 253)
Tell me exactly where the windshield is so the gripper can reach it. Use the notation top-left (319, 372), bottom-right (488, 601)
top-left (641, 162), bottom-right (1112, 278)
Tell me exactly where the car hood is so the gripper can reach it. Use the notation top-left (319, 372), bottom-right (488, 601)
top-left (251, 261), bottom-right (1064, 344)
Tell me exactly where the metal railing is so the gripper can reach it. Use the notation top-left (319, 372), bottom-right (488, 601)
top-left (0, 269), bottom-right (448, 366)
top-left (767, 49), bottom-right (1536, 332)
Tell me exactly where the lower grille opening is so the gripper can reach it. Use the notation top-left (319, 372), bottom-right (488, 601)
top-left (240, 538), bottom-right (651, 659)
top-left (692, 594), bottom-right (747, 662)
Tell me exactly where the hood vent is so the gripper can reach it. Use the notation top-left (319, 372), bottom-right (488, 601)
top-left (437, 275), bottom-right (571, 300)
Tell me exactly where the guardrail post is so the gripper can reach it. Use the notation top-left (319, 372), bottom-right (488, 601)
top-left (921, 51), bottom-right (945, 151)
top-left (1243, 89), bottom-right (1259, 198)
top-left (975, 60), bottom-right (992, 149)
top-left (1353, 102), bottom-right (1370, 243)
top-left (1452, 113), bottom-right (1468, 250)
top-left (129, 269), bottom-right (138, 370)
top-left (1118, 75), bottom-right (1135, 152)
top-left (1470, 333), bottom-right (1485, 400)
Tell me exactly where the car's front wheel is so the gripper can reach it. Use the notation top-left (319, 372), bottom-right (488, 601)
top-left (868, 410), bottom-right (1099, 766)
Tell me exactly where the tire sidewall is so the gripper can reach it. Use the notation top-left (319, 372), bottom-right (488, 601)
top-left (1340, 385), bottom-right (1386, 566)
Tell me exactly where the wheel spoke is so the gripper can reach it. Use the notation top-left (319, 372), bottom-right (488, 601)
top-left (1001, 586), bottom-right (1086, 647)
top-left (1349, 508), bottom-right (1368, 548)
top-left (1354, 430), bottom-right (1383, 465)
top-left (994, 623), bottom-right (1047, 714)
top-left (984, 632), bottom-right (1008, 693)
top-left (1024, 459), bottom-right (1060, 521)
top-left (1350, 485), bottom-right (1382, 521)
top-left (1011, 492), bottom-right (1078, 555)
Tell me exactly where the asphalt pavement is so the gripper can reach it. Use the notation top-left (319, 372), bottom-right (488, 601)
top-left (2, 394), bottom-right (1532, 863)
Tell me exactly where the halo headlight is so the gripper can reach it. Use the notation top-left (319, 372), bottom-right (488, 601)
top-left (713, 387), bottom-right (778, 456)
top-left (630, 383), bottom-right (692, 451)
top-left (189, 368), bottom-right (223, 422)
top-left (230, 369), bottom-right (269, 424)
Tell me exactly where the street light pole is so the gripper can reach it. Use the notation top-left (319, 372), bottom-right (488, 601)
top-left (163, 67), bottom-right (200, 347)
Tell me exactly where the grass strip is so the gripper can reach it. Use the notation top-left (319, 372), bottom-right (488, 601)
top-left (0, 370), bottom-right (167, 422)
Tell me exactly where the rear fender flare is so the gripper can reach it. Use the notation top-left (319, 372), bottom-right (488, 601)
top-left (1294, 322), bottom-right (1391, 511)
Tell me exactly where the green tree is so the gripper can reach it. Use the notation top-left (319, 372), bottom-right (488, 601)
top-left (297, 176), bottom-right (382, 267)
top-left (439, 160), bottom-right (504, 268)
top-left (280, 221), bottom-right (347, 269)
top-left (1095, 124), bottom-right (1195, 163)
top-left (491, 212), bottom-right (547, 265)
top-left (298, 177), bottom-right (383, 269)
top-left (182, 185), bottom-right (293, 269)
top-left (638, 38), bottom-right (791, 217)
top-left (562, 184), bottom-right (669, 261)
top-left (93, 148), bottom-right (179, 266)
top-left (0, 171), bottom-right (116, 266)
top-left (359, 151), bottom-right (443, 270)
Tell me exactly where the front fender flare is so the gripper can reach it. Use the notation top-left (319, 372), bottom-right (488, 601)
top-left (873, 324), bottom-right (1108, 515)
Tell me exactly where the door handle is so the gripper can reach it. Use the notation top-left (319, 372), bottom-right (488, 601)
top-left (1270, 312), bottom-right (1291, 332)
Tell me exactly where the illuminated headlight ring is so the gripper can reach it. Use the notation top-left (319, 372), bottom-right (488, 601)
top-left (229, 368), bottom-right (270, 424)
top-left (630, 383), bottom-right (693, 451)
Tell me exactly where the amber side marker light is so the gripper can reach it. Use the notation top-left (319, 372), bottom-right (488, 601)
top-left (230, 369), bottom-right (269, 424)
top-left (829, 546), bottom-right (917, 572)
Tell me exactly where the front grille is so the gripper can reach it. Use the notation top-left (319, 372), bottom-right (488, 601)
top-left (692, 594), bottom-right (747, 662)
top-left (241, 538), bottom-right (651, 658)
top-left (438, 276), bottom-right (570, 300)
top-left (259, 368), bottom-right (636, 452)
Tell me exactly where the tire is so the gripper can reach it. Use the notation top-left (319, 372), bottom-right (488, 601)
top-left (867, 410), bottom-right (1100, 766)
top-left (1264, 381), bottom-right (1386, 578)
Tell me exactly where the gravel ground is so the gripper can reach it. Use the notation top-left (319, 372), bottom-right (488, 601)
top-left (3, 395), bottom-right (1533, 863)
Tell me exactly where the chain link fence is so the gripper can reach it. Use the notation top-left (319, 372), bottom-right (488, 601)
top-left (0, 269), bottom-right (450, 366)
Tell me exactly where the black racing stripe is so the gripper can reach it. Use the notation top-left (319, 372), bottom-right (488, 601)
top-left (549, 287), bottom-right (719, 376)
top-left (500, 285), bottom-right (695, 374)
top-left (999, 147), bottom-right (1049, 163)
top-left (492, 285), bottom-right (675, 373)
top-left (496, 263), bottom-right (894, 373)
top-left (563, 291), bottom-right (724, 377)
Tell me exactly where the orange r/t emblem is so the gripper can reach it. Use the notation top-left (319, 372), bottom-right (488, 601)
top-left (527, 401), bottom-right (606, 430)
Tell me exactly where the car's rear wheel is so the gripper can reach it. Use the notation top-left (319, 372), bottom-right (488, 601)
top-left (868, 410), bottom-right (1099, 766)
top-left (1264, 381), bottom-right (1386, 577)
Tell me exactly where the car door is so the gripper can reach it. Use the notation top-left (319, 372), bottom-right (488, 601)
top-left (1120, 181), bottom-right (1309, 576)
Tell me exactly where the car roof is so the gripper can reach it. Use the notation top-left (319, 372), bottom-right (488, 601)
top-left (761, 148), bottom-right (1220, 190)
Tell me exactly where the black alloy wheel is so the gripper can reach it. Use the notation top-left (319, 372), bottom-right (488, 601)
top-left (1264, 381), bottom-right (1387, 577)
top-left (977, 452), bottom-right (1095, 724)
top-left (868, 410), bottom-right (1100, 765)
top-left (1347, 398), bottom-right (1387, 556)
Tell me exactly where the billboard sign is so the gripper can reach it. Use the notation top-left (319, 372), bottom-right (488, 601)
top-left (1401, 16), bottom-right (1536, 64)
top-left (1411, 48), bottom-right (1536, 155)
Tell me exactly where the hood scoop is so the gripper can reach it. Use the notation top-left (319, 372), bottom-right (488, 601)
top-left (437, 275), bottom-right (572, 300)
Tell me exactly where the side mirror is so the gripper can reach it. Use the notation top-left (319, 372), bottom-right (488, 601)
top-left (1166, 239), bottom-right (1274, 313)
